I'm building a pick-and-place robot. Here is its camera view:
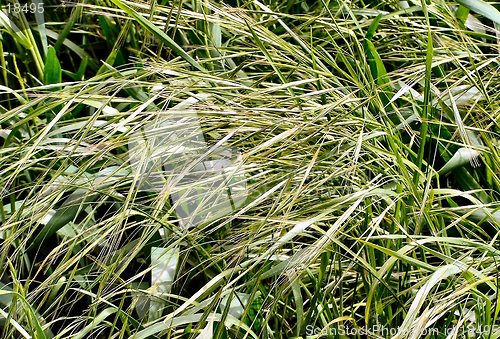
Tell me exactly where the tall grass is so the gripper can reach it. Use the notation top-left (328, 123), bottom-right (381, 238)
top-left (0, 0), bottom-right (499, 338)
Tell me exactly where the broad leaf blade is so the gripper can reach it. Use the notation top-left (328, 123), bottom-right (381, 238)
top-left (44, 46), bottom-right (62, 85)
top-left (455, 0), bottom-right (500, 25)
top-left (149, 246), bottom-right (180, 320)
top-left (438, 147), bottom-right (481, 175)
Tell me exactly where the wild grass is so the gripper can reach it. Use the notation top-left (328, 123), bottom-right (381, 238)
top-left (0, 0), bottom-right (499, 338)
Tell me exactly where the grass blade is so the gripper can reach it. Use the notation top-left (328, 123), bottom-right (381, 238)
top-left (109, 0), bottom-right (206, 72)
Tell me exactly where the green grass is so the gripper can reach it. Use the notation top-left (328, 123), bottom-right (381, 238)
top-left (0, 0), bottom-right (499, 338)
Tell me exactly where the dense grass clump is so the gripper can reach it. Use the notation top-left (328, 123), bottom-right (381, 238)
top-left (0, 0), bottom-right (499, 338)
